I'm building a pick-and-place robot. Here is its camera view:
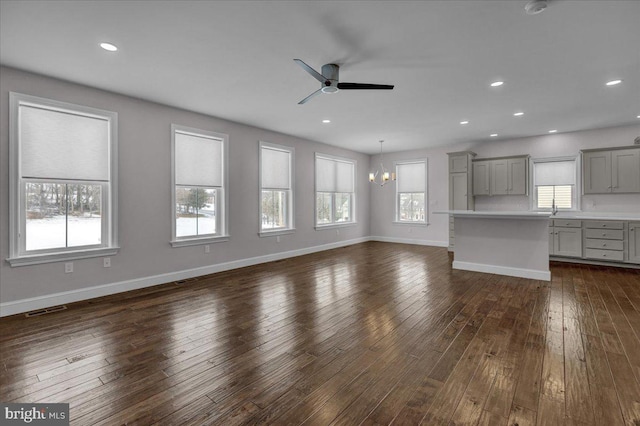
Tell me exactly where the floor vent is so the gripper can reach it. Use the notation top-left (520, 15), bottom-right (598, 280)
top-left (25, 305), bottom-right (67, 317)
top-left (175, 277), bottom-right (198, 285)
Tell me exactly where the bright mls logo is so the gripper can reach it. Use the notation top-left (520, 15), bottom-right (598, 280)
top-left (1, 403), bottom-right (69, 425)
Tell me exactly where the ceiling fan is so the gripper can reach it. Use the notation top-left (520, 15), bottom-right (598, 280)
top-left (294, 59), bottom-right (394, 105)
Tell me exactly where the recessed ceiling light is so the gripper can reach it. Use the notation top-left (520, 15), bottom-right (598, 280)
top-left (490, 134), bottom-right (498, 137)
top-left (100, 42), bottom-right (118, 52)
top-left (606, 79), bottom-right (622, 86)
top-left (513, 112), bottom-right (524, 116)
top-left (490, 81), bottom-right (504, 87)
top-left (460, 120), bottom-right (469, 125)
top-left (322, 119), bottom-right (331, 123)
top-left (636, 115), bottom-right (640, 119)
top-left (548, 130), bottom-right (558, 133)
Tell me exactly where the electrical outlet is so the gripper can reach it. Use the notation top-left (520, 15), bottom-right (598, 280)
top-left (65, 262), bottom-right (73, 273)
top-left (336, 229), bottom-right (340, 236)
top-left (204, 245), bottom-right (210, 253)
top-left (276, 236), bottom-right (280, 243)
top-left (103, 257), bottom-right (111, 268)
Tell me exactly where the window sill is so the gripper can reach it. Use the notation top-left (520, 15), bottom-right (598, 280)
top-left (171, 236), bottom-right (230, 248)
top-left (314, 222), bottom-right (357, 231)
top-left (7, 247), bottom-right (120, 267)
top-left (259, 228), bottom-right (296, 238)
top-left (392, 221), bottom-right (429, 227)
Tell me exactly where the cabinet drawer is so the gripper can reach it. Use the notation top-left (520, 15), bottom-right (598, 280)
top-left (585, 229), bottom-right (624, 240)
top-left (585, 239), bottom-right (624, 251)
top-left (552, 219), bottom-right (582, 228)
top-left (584, 220), bottom-right (624, 230)
top-left (449, 230), bottom-right (455, 238)
top-left (585, 248), bottom-right (624, 262)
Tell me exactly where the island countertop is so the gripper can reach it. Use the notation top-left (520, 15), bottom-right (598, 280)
top-left (434, 210), bottom-right (551, 220)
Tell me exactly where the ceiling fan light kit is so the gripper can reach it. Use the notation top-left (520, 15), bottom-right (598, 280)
top-left (525, 0), bottom-right (548, 15)
top-left (294, 59), bottom-right (394, 104)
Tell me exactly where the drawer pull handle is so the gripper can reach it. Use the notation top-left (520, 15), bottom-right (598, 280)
top-left (602, 233), bottom-right (606, 236)
top-left (603, 244), bottom-right (606, 247)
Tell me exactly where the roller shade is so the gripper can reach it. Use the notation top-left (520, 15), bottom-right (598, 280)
top-left (534, 160), bottom-right (575, 186)
top-left (316, 155), bottom-right (355, 193)
top-left (397, 161), bottom-right (426, 192)
top-left (21, 105), bottom-right (110, 181)
top-left (261, 146), bottom-right (291, 189)
top-left (175, 131), bottom-right (223, 187)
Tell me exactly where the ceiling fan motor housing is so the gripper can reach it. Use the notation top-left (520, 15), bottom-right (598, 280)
top-left (321, 64), bottom-right (340, 93)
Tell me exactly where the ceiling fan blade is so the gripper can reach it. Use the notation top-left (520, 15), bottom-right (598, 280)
top-left (298, 88), bottom-right (323, 105)
top-left (337, 83), bottom-right (394, 90)
top-left (294, 59), bottom-right (326, 83)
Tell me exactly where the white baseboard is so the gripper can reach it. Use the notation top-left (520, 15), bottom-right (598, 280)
top-left (0, 237), bottom-right (369, 317)
top-left (452, 260), bottom-right (551, 281)
top-left (369, 236), bottom-right (448, 248)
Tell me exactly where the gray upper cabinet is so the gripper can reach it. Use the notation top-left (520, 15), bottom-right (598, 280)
top-left (449, 153), bottom-right (470, 173)
top-left (450, 172), bottom-right (469, 210)
top-left (473, 156), bottom-right (528, 196)
top-left (472, 161), bottom-right (490, 196)
top-left (583, 146), bottom-right (640, 194)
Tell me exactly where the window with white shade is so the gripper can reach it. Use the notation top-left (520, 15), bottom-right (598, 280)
top-left (8, 92), bottom-right (118, 266)
top-left (396, 160), bottom-right (427, 223)
top-left (260, 142), bottom-right (294, 235)
top-left (315, 154), bottom-right (356, 227)
top-left (532, 157), bottom-right (578, 211)
top-left (172, 124), bottom-right (229, 246)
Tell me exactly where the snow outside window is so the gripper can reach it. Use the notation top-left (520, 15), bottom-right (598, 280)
top-left (171, 125), bottom-right (229, 246)
top-left (315, 154), bottom-right (356, 227)
top-left (8, 93), bottom-right (118, 266)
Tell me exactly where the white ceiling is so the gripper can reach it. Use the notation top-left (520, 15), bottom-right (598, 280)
top-left (1, 0), bottom-right (639, 154)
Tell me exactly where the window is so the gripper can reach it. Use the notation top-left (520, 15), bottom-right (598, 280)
top-left (171, 125), bottom-right (229, 246)
top-left (532, 157), bottom-right (578, 211)
top-left (8, 92), bottom-right (118, 266)
top-left (260, 142), bottom-right (294, 235)
top-left (396, 160), bottom-right (427, 223)
top-left (315, 154), bottom-right (356, 227)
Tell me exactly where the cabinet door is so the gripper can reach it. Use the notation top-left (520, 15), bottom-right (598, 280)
top-left (472, 162), bottom-right (490, 196)
top-left (554, 227), bottom-right (582, 257)
top-left (449, 154), bottom-right (469, 173)
top-left (491, 160), bottom-right (509, 195)
top-left (508, 158), bottom-right (527, 195)
top-left (611, 148), bottom-right (640, 193)
top-left (583, 151), bottom-right (611, 193)
top-left (629, 222), bottom-right (640, 264)
top-left (450, 172), bottom-right (468, 210)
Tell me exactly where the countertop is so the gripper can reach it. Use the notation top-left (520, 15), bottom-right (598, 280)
top-left (434, 210), bottom-right (551, 219)
top-left (435, 210), bottom-right (640, 221)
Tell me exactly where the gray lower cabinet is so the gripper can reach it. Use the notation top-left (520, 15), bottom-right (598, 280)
top-left (549, 218), bottom-right (639, 266)
top-left (629, 222), bottom-right (640, 264)
top-left (550, 219), bottom-right (582, 257)
top-left (584, 220), bottom-right (625, 262)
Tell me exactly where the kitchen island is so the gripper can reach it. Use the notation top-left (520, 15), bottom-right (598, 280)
top-left (436, 210), bottom-right (552, 281)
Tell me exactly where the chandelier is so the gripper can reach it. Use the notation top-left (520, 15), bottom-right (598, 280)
top-left (369, 140), bottom-right (396, 186)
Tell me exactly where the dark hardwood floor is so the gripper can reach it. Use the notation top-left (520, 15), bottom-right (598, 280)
top-left (1, 242), bottom-right (639, 425)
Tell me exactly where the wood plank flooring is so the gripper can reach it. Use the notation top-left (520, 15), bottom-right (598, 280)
top-left (1, 242), bottom-right (640, 425)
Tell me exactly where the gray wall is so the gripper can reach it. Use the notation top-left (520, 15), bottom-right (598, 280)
top-left (370, 124), bottom-right (640, 244)
top-left (2, 65), bottom-right (638, 311)
top-left (0, 66), bottom-right (371, 305)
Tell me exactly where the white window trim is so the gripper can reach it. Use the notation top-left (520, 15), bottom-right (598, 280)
top-left (530, 155), bottom-right (581, 212)
top-left (259, 141), bottom-right (295, 237)
top-left (170, 124), bottom-right (230, 247)
top-left (394, 159), bottom-right (429, 225)
top-left (7, 92), bottom-right (119, 267)
top-left (314, 153), bottom-right (357, 230)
